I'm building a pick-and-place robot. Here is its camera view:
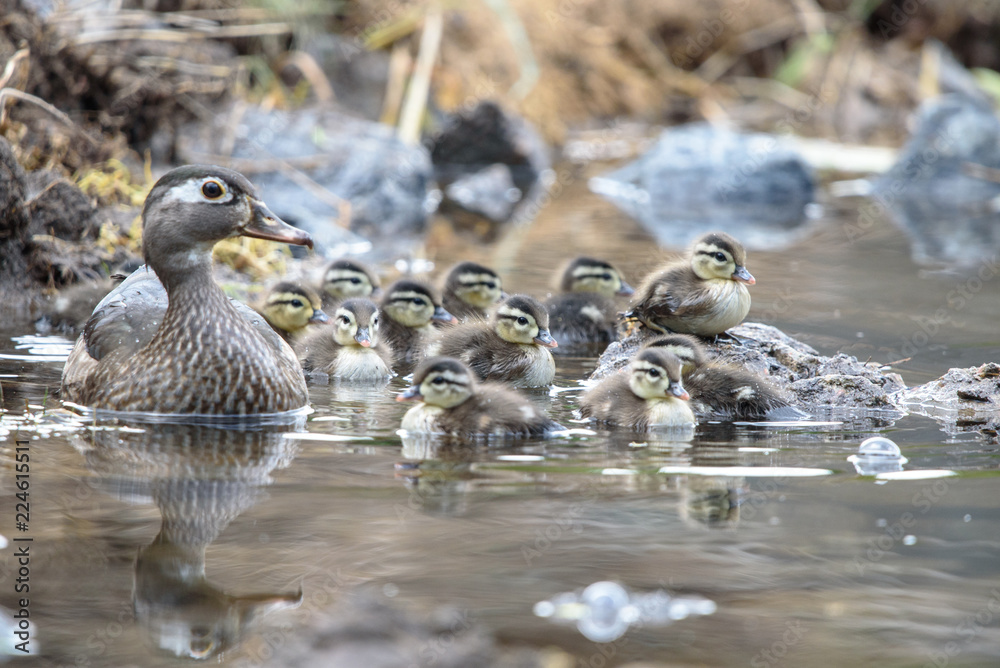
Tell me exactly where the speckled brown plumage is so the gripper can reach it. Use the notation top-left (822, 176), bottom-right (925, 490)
top-left (60, 165), bottom-right (312, 415)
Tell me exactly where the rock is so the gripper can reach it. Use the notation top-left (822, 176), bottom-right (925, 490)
top-left (873, 95), bottom-right (1000, 267)
top-left (26, 175), bottom-right (99, 241)
top-left (176, 105), bottom-right (435, 260)
top-left (898, 362), bottom-right (1000, 415)
top-left (296, 34), bottom-right (390, 121)
top-left (591, 322), bottom-right (905, 411)
top-left (589, 124), bottom-right (815, 250)
top-left (426, 101), bottom-right (551, 231)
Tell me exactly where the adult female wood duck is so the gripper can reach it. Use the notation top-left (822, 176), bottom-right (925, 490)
top-left (254, 281), bottom-right (328, 343)
top-left (545, 256), bottom-right (633, 346)
top-left (60, 165), bottom-right (314, 414)
top-left (579, 347), bottom-right (696, 430)
top-left (397, 357), bottom-right (562, 437)
top-left (625, 232), bottom-right (755, 338)
top-left (642, 334), bottom-right (790, 419)
top-left (439, 261), bottom-right (504, 322)
top-left (294, 298), bottom-right (394, 382)
top-left (427, 294), bottom-right (558, 387)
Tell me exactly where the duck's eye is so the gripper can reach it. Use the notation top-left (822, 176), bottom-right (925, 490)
top-left (290, 299), bottom-right (303, 308)
top-left (713, 252), bottom-right (727, 262)
top-left (647, 368), bottom-right (661, 378)
top-left (339, 315), bottom-right (351, 325)
top-left (202, 180), bottom-right (225, 199)
top-left (431, 376), bottom-right (446, 385)
top-left (372, 317), bottom-right (379, 328)
top-left (350, 277), bottom-right (361, 284)
top-left (413, 298), bottom-right (425, 306)
top-left (517, 316), bottom-right (529, 326)
top-left (602, 273), bottom-right (612, 280)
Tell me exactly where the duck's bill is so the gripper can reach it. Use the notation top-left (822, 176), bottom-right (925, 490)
top-left (432, 306), bottom-right (458, 324)
top-left (534, 330), bottom-right (558, 348)
top-left (732, 266), bottom-right (755, 285)
top-left (309, 309), bottom-right (330, 324)
top-left (396, 386), bottom-right (422, 402)
top-left (616, 281), bottom-right (636, 296)
top-left (243, 200), bottom-right (314, 249)
top-left (355, 328), bottom-right (372, 348)
top-left (669, 383), bottom-right (690, 401)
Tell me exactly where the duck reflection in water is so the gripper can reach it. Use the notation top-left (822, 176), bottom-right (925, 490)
top-left (73, 420), bottom-right (304, 660)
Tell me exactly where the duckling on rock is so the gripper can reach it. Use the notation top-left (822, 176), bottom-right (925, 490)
top-left (625, 231), bottom-right (755, 339)
top-left (60, 165), bottom-right (314, 414)
top-left (642, 334), bottom-right (792, 419)
top-left (439, 261), bottom-right (504, 322)
top-left (545, 256), bottom-right (633, 347)
top-left (397, 357), bottom-right (562, 438)
top-left (379, 279), bottom-right (456, 371)
top-left (254, 281), bottom-right (329, 343)
top-left (427, 294), bottom-right (558, 387)
top-left (294, 298), bottom-right (394, 382)
top-left (580, 347), bottom-right (696, 430)
top-left (318, 258), bottom-right (380, 310)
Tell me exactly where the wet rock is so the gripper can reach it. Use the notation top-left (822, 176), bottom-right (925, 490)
top-left (26, 176), bottom-right (99, 241)
top-left (592, 322), bottom-right (905, 411)
top-left (873, 95), bottom-right (1000, 266)
top-left (589, 124), bottom-right (815, 249)
top-left (296, 33), bottom-right (390, 120)
top-left (898, 362), bottom-right (1000, 415)
top-left (176, 105), bottom-right (434, 260)
top-left (427, 101), bottom-right (551, 231)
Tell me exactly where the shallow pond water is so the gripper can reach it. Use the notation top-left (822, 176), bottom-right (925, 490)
top-left (1, 180), bottom-right (999, 667)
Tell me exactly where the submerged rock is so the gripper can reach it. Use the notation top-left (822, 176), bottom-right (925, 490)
top-left (589, 124), bottom-right (815, 249)
top-left (592, 322), bottom-right (905, 411)
top-left (873, 95), bottom-right (1000, 267)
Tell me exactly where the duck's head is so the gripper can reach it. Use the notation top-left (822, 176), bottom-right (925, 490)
top-left (628, 348), bottom-right (690, 401)
top-left (493, 295), bottom-right (558, 348)
top-left (397, 356), bottom-right (474, 408)
top-left (260, 282), bottom-right (328, 334)
top-left (332, 298), bottom-right (380, 348)
top-left (381, 279), bottom-right (456, 328)
top-left (643, 334), bottom-right (706, 374)
top-left (559, 256), bottom-right (634, 297)
top-left (445, 261), bottom-right (504, 310)
top-left (689, 232), bottom-right (755, 284)
top-left (142, 165), bottom-right (312, 284)
top-left (321, 259), bottom-right (380, 300)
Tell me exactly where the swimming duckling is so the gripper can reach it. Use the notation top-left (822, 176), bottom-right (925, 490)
top-left (643, 334), bottom-right (790, 419)
top-left (428, 294), bottom-right (558, 387)
top-left (397, 357), bottom-right (562, 437)
top-left (379, 279), bottom-right (456, 370)
top-left (254, 281), bottom-right (329, 342)
top-left (440, 261), bottom-right (504, 322)
top-left (545, 256), bottom-right (634, 346)
top-left (60, 165), bottom-right (313, 414)
top-left (294, 298), bottom-right (394, 381)
top-left (625, 232), bottom-right (755, 338)
top-left (318, 258), bottom-right (380, 310)
top-left (580, 348), bottom-right (695, 429)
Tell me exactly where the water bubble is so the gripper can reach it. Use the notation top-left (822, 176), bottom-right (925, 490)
top-left (876, 518), bottom-right (888, 527)
top-left (903, 535), bottom-right (917, 546)
top-left (848, 437), bottom-right (908, 475)
top-left (857, 437), bottom-right (902, 458)
top-left (382, 583), bottom-right (399, 598)
top-left (964, 514), bottom-right (972, 522)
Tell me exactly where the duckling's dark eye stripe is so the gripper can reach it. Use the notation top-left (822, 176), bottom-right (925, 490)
top-left (460, 281), bottom-right (498, 287)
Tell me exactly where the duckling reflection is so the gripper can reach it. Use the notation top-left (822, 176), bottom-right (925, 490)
top-left (72, 421), bottom-right (303, 660)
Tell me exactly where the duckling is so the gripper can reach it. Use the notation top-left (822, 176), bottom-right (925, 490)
top-left (625, 232), bottom-right (755, 338)
top-left (60, 165), bottom-right (313, 414)
top-left (254, 281), bottom-right (329, 342)
top-left (440, 261), bottom-right (504, 322)
top-left (545, 256), bottom-right (634, 346)
top-left (294, 298), bottom-right (394, 381)
top-left (379, 279), bottom-right (456, 370)
top-left (580, 348), bottom-right (695, 429)
top-left (318, 258), bottom-right (380, 310)
top-left (643, 334), bottom-right (790, 419)
top-left (397, 356), bottom-right (562, 437)
top-left (428, 294), bottom-right (558, 387)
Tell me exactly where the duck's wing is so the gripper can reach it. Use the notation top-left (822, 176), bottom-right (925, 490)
top-left (83, 265), bottom-right (167, 361)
